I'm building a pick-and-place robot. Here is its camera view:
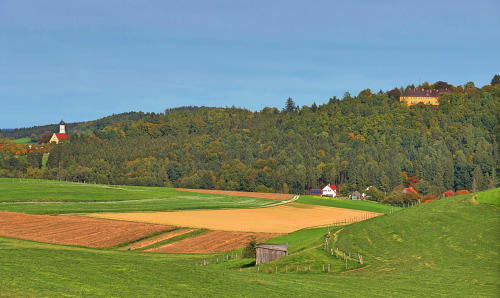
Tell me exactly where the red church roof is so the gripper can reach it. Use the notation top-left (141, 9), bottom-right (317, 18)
top-left (55, 133), bottom-right (69, 140)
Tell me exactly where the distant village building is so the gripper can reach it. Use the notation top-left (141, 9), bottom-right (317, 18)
top-left (49, 120), bottom-right (69, 144)
top-left (403, 187), bottom-right (418, 195)
top-left (400, 88), bottom-right (451, 107)
top-left (310, 184), bottom-right (337, 197)
top-left (255, 244), bottom-right (288, 265)
top-left (444, 190), bottom-right (455, 197)
top-left (351, 191), bottom-right (361, 200)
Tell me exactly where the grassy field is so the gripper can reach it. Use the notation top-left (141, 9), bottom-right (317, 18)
top-left (41, 154), bottom-right (49, 170)
top-left (1, 188), bottom-right (498, 296)
top-left (298, 195), bottom-right (397, 213)
top-left (0, 179), bottom-right (276, 214)
top-left (476, 187), bottom-right (500, 207)
top-left (11, 137), bottom-right (34, 144)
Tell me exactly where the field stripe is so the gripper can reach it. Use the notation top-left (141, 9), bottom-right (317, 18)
top-left (118, 229), bottom-right (196, 251)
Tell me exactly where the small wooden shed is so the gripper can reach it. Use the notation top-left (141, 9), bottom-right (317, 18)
top-left (256, 244), bottom-right (288, 265)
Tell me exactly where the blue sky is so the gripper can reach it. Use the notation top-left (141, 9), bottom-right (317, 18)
top-left (1, 0), bottom-right (499, 128)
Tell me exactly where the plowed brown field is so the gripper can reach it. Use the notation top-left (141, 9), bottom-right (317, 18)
top-left (146, 231), bottom-right (281, 253)
top-left (119, 229), bottom-right (196, 250)
top-left (90, 203), bottom-right (381, 233)
top-left (176, 188), bottom-right (292, 200)
top-left (0, 211), bottom-right (175, 248)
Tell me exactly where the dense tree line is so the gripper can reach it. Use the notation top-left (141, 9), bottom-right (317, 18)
top-left (1, 81), bottom-right (498, 203)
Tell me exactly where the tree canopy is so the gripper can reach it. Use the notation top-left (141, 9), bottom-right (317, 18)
top-left (1, 81), bottom-right (498, 200)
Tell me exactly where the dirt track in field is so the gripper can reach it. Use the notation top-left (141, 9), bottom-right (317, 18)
top-left (90, 203), bottom-right (381, 233)
top-left (119, 229), bottom-right (196, 250)
top-left (146, 231), bottom-right (281, 253)
top-left (176, 188), bottom-right (293, 201)
top-left (0, 211), bottom-right (175, 248)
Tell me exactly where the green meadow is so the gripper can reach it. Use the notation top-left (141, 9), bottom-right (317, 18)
top-left (0, 178), bottom-right (276, 214)
top-left (298, 195), bottom-right (397, 213)
top-left (11, 137), bottom-right (34, 144)
top-left (0, 187), bottom-right (498, 296)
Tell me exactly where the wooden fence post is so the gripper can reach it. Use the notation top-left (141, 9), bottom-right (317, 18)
top-left (328, 264), bottom-right (330, 272)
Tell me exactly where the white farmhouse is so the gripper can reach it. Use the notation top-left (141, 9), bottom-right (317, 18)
top-left (322, 184), bottom-right (337, 197)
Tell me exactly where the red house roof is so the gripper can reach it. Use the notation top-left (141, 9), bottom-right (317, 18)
top-left (444, 190), bottom-right (455, 197)
top-left (404, 187), bottom-right (418, 195)
top-left (55, 133), bottom-right (69, 140)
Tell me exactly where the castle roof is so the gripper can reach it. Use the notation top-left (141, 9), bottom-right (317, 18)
top-left (59, 120), bottom-right (65, 125)
top-left (402, 88), bottom-right (451, 97)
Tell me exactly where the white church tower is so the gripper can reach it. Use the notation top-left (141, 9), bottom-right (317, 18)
top-left (59, 120), bottom-right (66, 134)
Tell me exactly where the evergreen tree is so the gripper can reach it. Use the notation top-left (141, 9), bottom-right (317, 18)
top-left (491, 74), bottom-right (500, 85)
top-left (284, 97), bottom-right (297, 113)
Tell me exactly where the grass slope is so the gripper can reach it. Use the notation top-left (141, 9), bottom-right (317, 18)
top-left (476, 187), bottom-right (500, 207)
top-left (332, 191), bottom-right (500, 296)
top-left (41, 154), bottom-right (49, 170)
top-left (298, 195), bottom-right (396, 213)
top-left (11, 137), bottom-right (34, 144)
top-left (0, 189), bottom-right (498, 296)
top-left (0, 179), bottom-right (275, 214)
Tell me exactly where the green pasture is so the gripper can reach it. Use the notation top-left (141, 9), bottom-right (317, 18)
top-left (298, 195), bottom-right (397, 213)
top-left (41, 154), bottom-right (49, 170)
top-left (0, 178), bottom-right (275, 214)
top-left (1, 188), bottom-right (498, 296)
top-left (475, 187), bottom-right (500, 207)
top-left (11, 137), bottom-right (34, 144)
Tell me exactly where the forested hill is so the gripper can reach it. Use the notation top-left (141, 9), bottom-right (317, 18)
top-left (0, 111), bottom-right (150, 140)
top-left (1, 82), bottom-right (499, 199)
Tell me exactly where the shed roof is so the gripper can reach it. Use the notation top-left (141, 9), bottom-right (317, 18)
top-left (255, 244), bottom-right (288, 251)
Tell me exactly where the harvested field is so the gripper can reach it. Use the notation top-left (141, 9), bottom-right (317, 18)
top-left (146, 231), bottom-right (281, 253)
top-left (0, 211), bottom-right (175, 248)
top-left (119, 229), bottom-right (196, 250)
top-left (90, 203), bottom-right (381, 233)
top-left (176, 188), bottom-right (292, 201)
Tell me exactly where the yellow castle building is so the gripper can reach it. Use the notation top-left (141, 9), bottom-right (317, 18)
top-left (399, 88), bottom-right (450, 107)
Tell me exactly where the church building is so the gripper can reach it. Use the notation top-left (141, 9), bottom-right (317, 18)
top-left (49, 120), bottom-right (69, 144)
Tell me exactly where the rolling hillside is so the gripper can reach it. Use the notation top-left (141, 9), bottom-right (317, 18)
top-left (0, 188), bottom-right (498, 296)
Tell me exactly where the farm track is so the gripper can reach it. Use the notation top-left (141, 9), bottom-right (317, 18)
top-left (0, 211), bottom-right (175, 248)
top-left (119, 229), bottom-right (196, 251)
top-left (0, 198), bottom-right (174, 204)
top-left (177, 188), bottom-right (293, 200)
top-left (146, 231), bottom-right (281, 253)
